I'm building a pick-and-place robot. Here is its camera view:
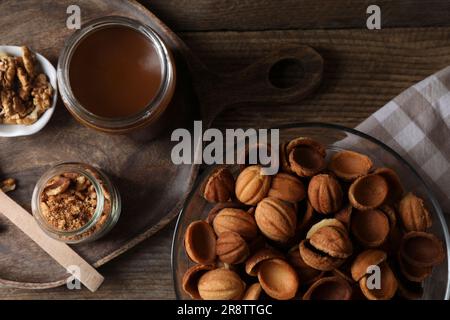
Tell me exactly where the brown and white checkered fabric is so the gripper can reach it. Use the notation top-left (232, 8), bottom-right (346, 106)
top-left (357, 66), bottom-right (450, 223)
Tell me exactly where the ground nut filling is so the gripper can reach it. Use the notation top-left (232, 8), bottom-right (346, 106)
top-left (39, 171), bottom-right (111, 240)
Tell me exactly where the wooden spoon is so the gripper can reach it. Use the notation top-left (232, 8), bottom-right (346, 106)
top-left (0, 190), bottom-right (104, 292)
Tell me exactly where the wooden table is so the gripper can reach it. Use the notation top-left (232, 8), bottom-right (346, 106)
top-left (2, 0), bottom-right (450, 299)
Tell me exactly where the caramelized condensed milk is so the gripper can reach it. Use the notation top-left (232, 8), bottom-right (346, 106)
top-left (58, 17), bottom-right (176, 133)
top-left (69, 26), bottom-right (162, 118)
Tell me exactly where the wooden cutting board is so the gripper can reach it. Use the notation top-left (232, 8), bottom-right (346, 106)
top-left (0, 0), bottom-right (322, 289)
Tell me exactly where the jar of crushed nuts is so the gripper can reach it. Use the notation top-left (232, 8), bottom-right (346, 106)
top-left (31, 162), bottom-right (121, 243)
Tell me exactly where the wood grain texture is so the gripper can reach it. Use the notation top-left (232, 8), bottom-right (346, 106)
top-left (0, 0), bottom-right (201, 289)
top-left (0, 223), bottom-right (176, 299)
top-left (194, 46), bottom-right (324, 125)
top-left (184, 27), bottom-right (450, 130)
top-left (0, 0), bottom-right (324, 289)
top-left (0, 191), bottom-right (104, 292)
top-left (3, 25), bottom-right (450, 298)
top-left (143, 0), bottom-right (450, 31)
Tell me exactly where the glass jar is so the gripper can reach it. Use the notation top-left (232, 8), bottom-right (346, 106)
top-left (31, 162), bottom-right (121, 243)
top-left (57, 16), bottom-right (176, 134)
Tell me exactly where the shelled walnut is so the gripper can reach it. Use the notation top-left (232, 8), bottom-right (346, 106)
top-left (0, 46), bottom-right (53, 125)
top-left (0, 178), bottom-right (16, 193)
top-left (181, 137), bottom-right (446, 301)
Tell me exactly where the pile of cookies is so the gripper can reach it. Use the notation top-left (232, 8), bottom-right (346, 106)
top-left (182, 137), bottom-right (445, 300)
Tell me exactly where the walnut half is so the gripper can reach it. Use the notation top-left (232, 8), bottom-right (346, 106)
top-left (1, 178), bottom-right (16, 193)
top-left (21, 46), bottom-right (36, 78)
top-left (31, 73), bottom-right (53, 112)
top-left (0, 46), bottom-right (54, 125)
top-left (0, 56), bottom-right (16, 89)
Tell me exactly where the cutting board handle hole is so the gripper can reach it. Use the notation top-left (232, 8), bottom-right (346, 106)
top-left (268, 58), bottom-right (305, 89)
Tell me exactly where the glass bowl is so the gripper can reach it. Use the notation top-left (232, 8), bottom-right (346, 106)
top-left (171, 122), bottom-right (450, 300)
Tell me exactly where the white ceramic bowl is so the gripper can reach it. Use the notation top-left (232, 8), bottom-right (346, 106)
top-left (0, 45), bottom-right (57, 137)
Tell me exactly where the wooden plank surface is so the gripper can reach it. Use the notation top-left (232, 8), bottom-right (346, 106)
top-left (0, 222), bottom-right (176, 299)
top-left (183, 27), bottom-right (450, 130)
top-left (142, 0), bottom-right (450, 31)
top-left (0, 0), bottom-right (204, 290)
top-left (2, 1), bottom-right (450, 299)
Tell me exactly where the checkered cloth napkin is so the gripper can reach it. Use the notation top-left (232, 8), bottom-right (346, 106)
top-left (356, 66), bottom-right (450, 224)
